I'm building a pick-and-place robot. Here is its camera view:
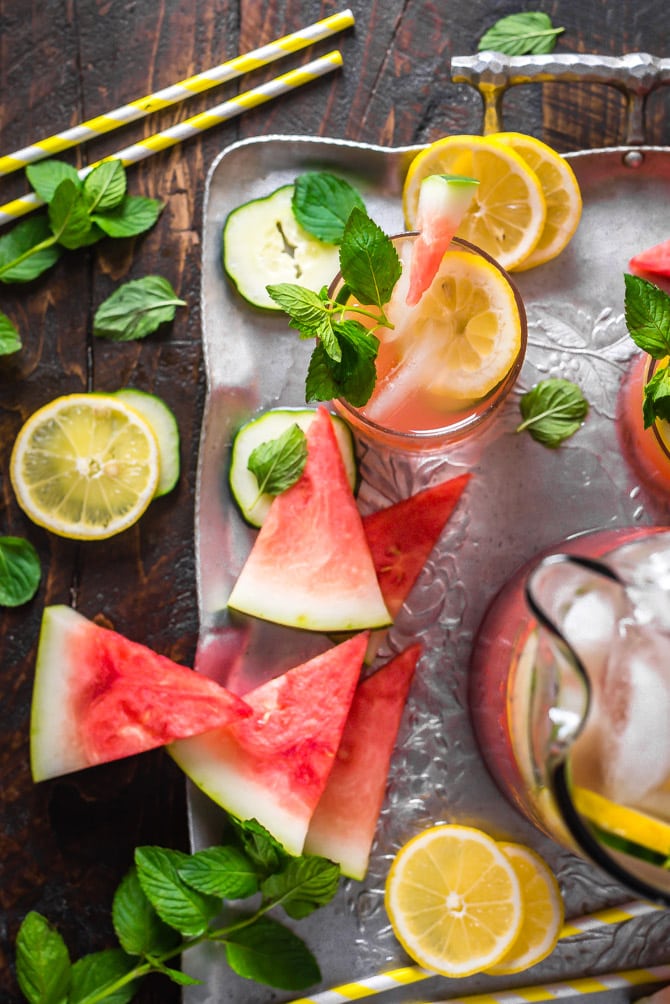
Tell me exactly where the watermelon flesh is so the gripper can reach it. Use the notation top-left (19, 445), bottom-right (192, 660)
top-left (629, 238), bottom-right (670, 279)
top-left (170, 632), bottom-right (368, 856)
top-left (227, 406), bottom-right (391, 632)
top-left (304, 643), bottom-right (421, 879)
top-left (30, 605), bottom-right (252, 782)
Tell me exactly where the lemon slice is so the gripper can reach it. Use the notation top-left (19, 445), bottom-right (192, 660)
top-left (573, 786), bottom-right (670, 857)
top-left (487, 843), bottom-right (564, 974)
top-left (494, 132), bottom-right (582, 270)
top-left (402, 134), bottom-right (546, 271)
top-left (10, 393), bottom-right (160, 540)
top-left (385, 824), bottom-right (523, 977)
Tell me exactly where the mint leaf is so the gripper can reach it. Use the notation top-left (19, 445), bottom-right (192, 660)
top-left (292, 172), bottom-right (366, 244)
top-left (15, 911), bottom-right (71, 1004)
top-left (266, 282), bottom-right (340, 359)
top-left (479, 11), bottom-right (564, 55)
top-left (92, 195), bottom-right (163, 238)
top-left (516, 378), bottom-right (588, 447)
top-left (624, 272), bottom-right (670, 359)
top-left (0, 215), bottom-right (62, 283)
top-left (83, 160), bottom-right (127, 213)
top-left (135, 846), bottom-right (220, 937)
top-left (69, 948), bottom-right (138, 1004)
top-left (0, 536), bottom-right (41, 607)
top-left (228, 817), bottom-right (288, 877)
top-left (224, 915), bottom-right (320, 990)
top-left (93, 275), bottom-right (186, 341)
top-left (0, 312), bottom-right (21, 354)
top-left (48, 178), bottom-right (99, 249)
top-left (262, 856), bottom-right (340, 920)
top-left (643, 365), bottom-right (670, 427)
top-left (248, 423), bottom-right (307, 498)
top-left (306, 319), bottom-right (379, 406)
top-left (26, 159), bottom-right (81, 203)
top-left (339, 208), bottom-right (401, 308)
top-left (112, 866), bottom-right (180, 958)
top-left (177, 846), bottom-right (259, 900)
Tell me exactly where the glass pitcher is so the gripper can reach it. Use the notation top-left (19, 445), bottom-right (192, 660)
top-left (470, 525), bottom-right (670, 903)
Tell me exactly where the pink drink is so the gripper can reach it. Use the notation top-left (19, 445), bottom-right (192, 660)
top-left (617, 352), bottom-right (670, 497)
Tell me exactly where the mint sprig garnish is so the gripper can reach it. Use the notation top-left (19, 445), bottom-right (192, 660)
top-left (478, 11), bottom-right (565, 56)
top-left (268, 207), bottom-right (400, 407)
top-left (292, 172), bottom-right (367, 245)
top-left (15, 818), bottom-right (340, 1001)
top-left (624, 272), bottom-right (670, 427)
top-left (516, 378), bottom-right (589, 447)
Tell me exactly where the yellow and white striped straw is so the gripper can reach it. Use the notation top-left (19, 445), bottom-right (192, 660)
top-left (0, 50), bottom-right (343, 228)
top-left (431, 965), bottom-right (670, 1002)
top-left (289, 899), bottom-right (665, 1004)
top-left (0, 9), bottom-right (354, 177)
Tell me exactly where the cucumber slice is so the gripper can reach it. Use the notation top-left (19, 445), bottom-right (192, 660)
top-left (114, 389), bottom-right (180, 497)
top-left (222, 185), bottom-right (341, 311)
top-left (230, 408), bottom-right (357, 527)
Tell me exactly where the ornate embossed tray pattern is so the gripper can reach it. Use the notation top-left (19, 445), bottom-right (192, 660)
top-left (184, 133), bottom-right (670, 1003)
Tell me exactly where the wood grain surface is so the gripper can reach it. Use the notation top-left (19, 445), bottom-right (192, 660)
top-left (1, 2), bottom-right (669, 1002)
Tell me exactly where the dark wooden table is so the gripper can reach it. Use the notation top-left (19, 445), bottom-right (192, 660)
top-left (2, 2), bottom-right (670, 1002)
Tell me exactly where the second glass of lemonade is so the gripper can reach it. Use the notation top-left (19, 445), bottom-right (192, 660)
top-left (331, 234), bottom-right (527, 451)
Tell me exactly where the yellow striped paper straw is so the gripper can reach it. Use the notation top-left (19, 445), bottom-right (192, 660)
top-left (429, 965), bottom-right (670, 1002)
top-left (0, 9), bottom-right (354, 177)
top-left (0, 50), bottom-right (343, 228)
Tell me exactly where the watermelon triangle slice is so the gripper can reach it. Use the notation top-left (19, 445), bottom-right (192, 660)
top-left (30, 605), bottom-right (253, 782)
top-left (304, 643), bottom-right (421, 879)
top-left (364, 473), bottom-right (471, 618)
top-left (169, 632), bottom-right (368, 856)
top-left (227, 406), bottom-right (391, 632)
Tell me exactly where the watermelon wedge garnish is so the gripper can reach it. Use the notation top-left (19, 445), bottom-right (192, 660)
top-left (170, 632), bottom-right (368, 856)
top-left (30, 605), bottom-right (252, 782)
top-left (227, 406), bottom-right (391, 632)
top-left (304, 643), bottom-right (421, 879)
top-left (405, 174), bottom-right (479, 307)
top-left (364, 473), bottom-right (471, 618)
top-left (629, 238), bottom-right (670, 279)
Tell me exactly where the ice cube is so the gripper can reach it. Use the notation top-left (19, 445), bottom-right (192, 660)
top-left (561, 583), bottom-right (626, 689)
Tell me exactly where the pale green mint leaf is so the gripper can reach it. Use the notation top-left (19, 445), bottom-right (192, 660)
top-left (248, 424), bottom-right (307, 498)
top-left (339, 207), bottom-right (401, 308)
top-left (15, 911), bottom-right (71, 1004)
top-left (92, 195), bottom-right (163, 238)
top-left (112, 866), bottom-right (180, 958)
top-left (267, 282), bottom-right (340, 359)
top-left (83, 159), bottom-right (127, 213)
top-left (135, 846), bottom-right (220, 937)
top-left (261, 856), bottom-right (340, 920)
top-left (48, 178), bottom-right (99, 250)
top-left (177, 845), bottom-right (259, 900)
top-left (292, 171), bottom-right (366, 244)
top-left (223, 915), bottom-right (320, 990)
top-left (69, 949), bottom-right (138, 1004)
top-left (93, 275), bottom-right (186, 341)
top-left (26, 159), bottom-right (81, 202)
top-left (0, 536), bottom-right (41, 607)
top-left (306, 319), bottom-right (379, 407)
top-left (643, 365), bottom-right (670, 427)
top-left (0, 215), bottom-right (62, 284)
top-left (516, 378), bottom-right (589, 447)
top-left (0, 312), bottom-right (21, 354)
top-left (478, 11), bottom-right (565, 56)
top-left (624, 272), bottom-right (670, 359)
top-left (228, 817), bottom-right (287, 877)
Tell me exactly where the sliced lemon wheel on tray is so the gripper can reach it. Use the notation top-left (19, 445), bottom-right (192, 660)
top-left (487, 842), bottom-right (564, 974)
top-left (10, 393), bottom-right (160, 541)
top-left (494, 132), bottom-right (582, 270)
top-left (384, 824), bottom-right (523, 977)
top-left (402, 134), bottom-right (547, 271)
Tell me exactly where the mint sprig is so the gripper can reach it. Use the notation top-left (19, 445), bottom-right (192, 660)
top-left (15, 818), bottom-right (340, 1001)
top-left (624, 272), bottom-right (670, 427)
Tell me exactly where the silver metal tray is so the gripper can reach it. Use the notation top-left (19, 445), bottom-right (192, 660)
top-left (184, 133), bottom-right (670, 1003)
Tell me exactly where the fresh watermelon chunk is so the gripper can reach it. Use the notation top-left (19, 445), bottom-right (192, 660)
top-left (304, 643), bottom-right (421, 879)
top-left (227, 406), bottom-right (391, 632)
top-left (170, 632), bottom-right (368, 856)
top-left (30, 605), bottom-right (252, 782)
top-left (364, 473), bottom-right (471, 617)
top-left (629, 238), bottom-right (670, 278)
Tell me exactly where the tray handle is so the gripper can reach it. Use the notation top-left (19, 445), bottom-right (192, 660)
top-left (451, 51), bottom-right (670, 144)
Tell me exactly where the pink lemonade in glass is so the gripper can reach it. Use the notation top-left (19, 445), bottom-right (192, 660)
top-left (470, 525), bottom-right (670, 902)
top-left (331, 234), bottom-right (527, 451)
top-left (617, 351), bottom-right (670, 497)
